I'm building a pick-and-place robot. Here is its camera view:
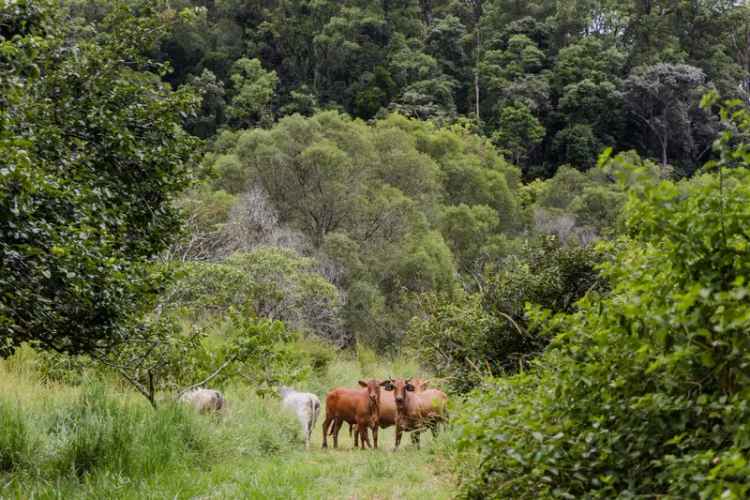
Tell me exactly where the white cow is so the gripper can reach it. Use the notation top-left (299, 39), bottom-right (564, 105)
top-left (179, 388), bottom-right (226, 414)
top-left (279, 386), bottom-right (320, 449)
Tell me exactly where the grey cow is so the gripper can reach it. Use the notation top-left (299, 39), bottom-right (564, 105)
top-left (179, 388), bottom-right (226, 414)
top-left (279, 386), bottom-right (320, 449)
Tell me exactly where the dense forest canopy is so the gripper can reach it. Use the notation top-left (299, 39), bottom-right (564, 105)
top-left (143, 0), bottom-right (750, 177)
top-left (2, 0), bottom-right (750, 498)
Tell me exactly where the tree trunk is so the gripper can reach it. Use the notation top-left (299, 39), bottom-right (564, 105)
top-left (147, 370), bottom-right (157, 409)
top-left (474, 67), bottom-right (480, 123)
top-left (419, 0), bottom-right (433, 26)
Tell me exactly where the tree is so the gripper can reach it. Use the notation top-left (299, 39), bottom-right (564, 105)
top-left (439, 203), bottom-right (499, 273)
top-left (623, 63), bottom-right (709, 169)
top-left (551, 123), bottom-right (603, 170)
top-left (226, 58), bottom-right (278, 128)
top-left (185, 68), bottom-right (226, 138)
top-left (0, 1), bottom-right (200, 356)
top-left (408, 235), bottom-right (603, 392)
top-left (492, 102), bottom-right (545, 167)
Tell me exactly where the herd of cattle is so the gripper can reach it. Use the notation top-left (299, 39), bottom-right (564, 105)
top-left (179, 378), bottom-right (448, 450)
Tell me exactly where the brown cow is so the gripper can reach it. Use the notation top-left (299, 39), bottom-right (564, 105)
top-left (351, 379), bottom-right (434, 447)
top-left (381, 378), bottom-right (448, 450)
top-left (349, 378), bottom-right (440, 448)
top-left (322, 380), bottom-right (381, 449)
top-left (351, 389), bottom-right (396, 448)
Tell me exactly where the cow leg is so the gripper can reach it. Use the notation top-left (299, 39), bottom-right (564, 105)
top-left (304, 419), bottom-right (311, 450)
top-left (430, 421), bottom-right (439, 438)
top-left (411, 431), bottom-right (421, 449)
top-left (322, 415), bottom-right (332, 448)
top-left (332, 419), bottom-right (343, 449)
top-left (357, 423), bottom-right (362, 447)
top-left (358, 422), bottom-right (371, 449)
top-left (372, 426), bottom-right (379, 450)
top-left (394, 424), bottom-right (402, 451)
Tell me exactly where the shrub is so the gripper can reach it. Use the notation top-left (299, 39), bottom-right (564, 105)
top-left (453, 122), bottom-right (750, 498)
top-left (408, 236), bottom-right (603, 392)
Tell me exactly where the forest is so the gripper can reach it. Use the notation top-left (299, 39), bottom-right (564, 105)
top-left (1, 0), bottom-right (750, 498)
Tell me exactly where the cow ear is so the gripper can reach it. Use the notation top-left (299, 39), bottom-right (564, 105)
top-left (358, 380), bottom-right (367, 388)
top-left (421, 380), bottom-right (430, 389)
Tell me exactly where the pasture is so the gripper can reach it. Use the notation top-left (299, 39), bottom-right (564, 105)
top-left (0, 351), bottom-right (454, 499)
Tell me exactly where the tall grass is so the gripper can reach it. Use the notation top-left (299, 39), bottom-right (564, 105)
top-left (0, 402), bottom-right (31, 473)
top-left (47, 383), bottom-right (210, 478)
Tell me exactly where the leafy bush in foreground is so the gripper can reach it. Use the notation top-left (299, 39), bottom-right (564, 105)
top-left (0, 1), bottom-right (200, 356)
top-left (454, 113), bottom-right (750, 498)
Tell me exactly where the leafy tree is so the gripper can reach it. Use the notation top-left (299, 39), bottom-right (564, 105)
top-left (439, 203), bottom-right (499, 274)
top-left (235, 113), bottom-right (375, 247)
top-left (184, 69), bottom-right (226, 138)
top-left (0, 1), bottom-right (200, 356)
top-left (388, 230), bottom-right (457, 295)
top-left (226, 58), bottom-right (278, 128)
top-left (491, 102), bottom-right (545, 167)
top-left (551, 124), bottom-right (603, 171)
top-left (170, 248), bottom-right (344, 343)
top-left (623, 63), bottom-right (711, 170)
top-left (424, 14), bottom-right (470, 112)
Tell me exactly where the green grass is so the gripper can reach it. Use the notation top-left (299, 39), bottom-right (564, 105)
top-left (0, 351), bottom-right (455, 499)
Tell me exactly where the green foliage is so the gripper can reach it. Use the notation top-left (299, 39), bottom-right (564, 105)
top-left (1, 381), bottom-right (211, 480)
top-left (409, 236), bottom-right (603, 393)
top-left (205, 111), bottom-right (521, 349)
top-left (531, 165), bottom-right (629, 239)
top-left (491, 102), bottom-right (545, 166)
top-left (454, 109), bottom-right (750, 497)
top-left (551, 124), bottom-right (603, 171)
top-left (440, 204), bottom-right (500, 274)
top-left (168, 247), bottom-right (343, 343)
top-left (226, 58), bottom-right (278, 128)
top-left (51, 384), bottom-right (208, 478)
top-left (390, 230), bottom-right (457, 296)
top-left (0, 1), bottom-right (200, 356)
top-left (623, 63), bottom-right (712, 172)
top-left (137, 0), bottom-right (750, 174)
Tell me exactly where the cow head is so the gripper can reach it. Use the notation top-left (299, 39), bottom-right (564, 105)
top-left (411, 378), bottom-right (429, 391)
top-left (358, 379), bottom-right (381, 410)
top-left (380, 378), bottom-right (415, 408)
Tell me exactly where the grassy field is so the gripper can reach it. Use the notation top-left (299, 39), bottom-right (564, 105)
top-left (0, 351), bottom-right (455, 499)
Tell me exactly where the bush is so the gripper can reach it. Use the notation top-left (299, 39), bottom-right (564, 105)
top-left (453, 133), bottom-right (750, 498)
top-left (166, 248), bottom-right (345, 344)
top-left (408, 236), bottom-right (603, 392)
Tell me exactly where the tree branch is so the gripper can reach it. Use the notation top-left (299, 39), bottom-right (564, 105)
top-left (177, 354), bottom-right (239, 397)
